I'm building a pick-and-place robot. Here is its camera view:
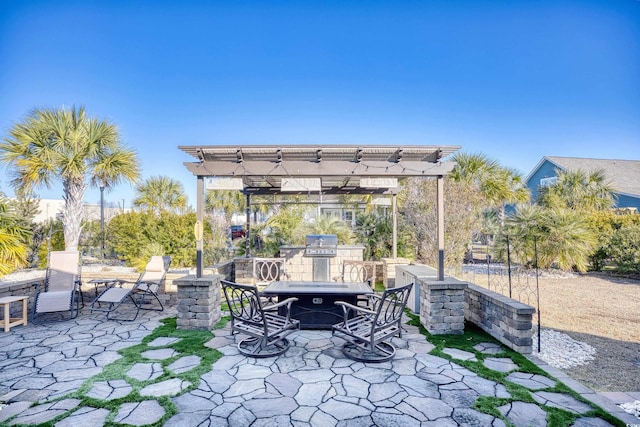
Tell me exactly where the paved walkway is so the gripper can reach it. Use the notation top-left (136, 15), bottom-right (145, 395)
top-left (0, 307), bottom-right (637, 426)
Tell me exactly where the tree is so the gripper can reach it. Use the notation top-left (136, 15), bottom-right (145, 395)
top-left (0, 195), bottom-right (31, 275)
top-left (537, 169), bottom-right (615, 212)
top-left (399, 177), bottom-right (483, 269)
top-left (450, 152), bottom-right (529, 227)
top-left (302, 215), bottom-right (354, 245)
top-left (133, 176), bottom-right (188, 215)
top-left (0, 106), bottom-right (140, 251)
top-left (354, 210), bottom-right (412, 260)
top-left (205, 190), bottom-right (246, 224)
top-left (501, 205), bottom-right (597, 271)
top-left (107, 210), bottom-right (203, 268)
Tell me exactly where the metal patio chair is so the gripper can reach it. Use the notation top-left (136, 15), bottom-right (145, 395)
top-left (222, 280), bottom-right (300, 358)
top-left (334, 260), bottom-right (375, 307)
top-left (253, 257), bottom-right (289, 290)
top-left (32, 251), bottom-right (82, 323)
top-left (89, 256), bottom-right (170, 321)
top-left (332, 282), bottom-right (413, 363)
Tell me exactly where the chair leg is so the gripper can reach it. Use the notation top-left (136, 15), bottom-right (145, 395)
top-left (104, 295), bottom-right (141, 321)
top-left (134, 291), bottom-right (164, 312)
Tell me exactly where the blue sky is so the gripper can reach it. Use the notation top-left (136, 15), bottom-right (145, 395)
top-left (1, 0), bottom-right (639, 208)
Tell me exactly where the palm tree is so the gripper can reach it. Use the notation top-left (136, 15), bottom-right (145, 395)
top-left (451, 152), bottom-right (530, 226)
top-left (0, 106), bottom-right (140, 251)
top-left (133, 176), bottom-right (188, 215)
top-left (0, 196), bottom-right (31, 275)
top-left (205, 190), bottom-right (246, 224)
top-left (302, 215), bottom-right (354, 244)
top-left (501, 204), bottom-right (597, 271)
top-left (537, 169), bottom-right (615, 212)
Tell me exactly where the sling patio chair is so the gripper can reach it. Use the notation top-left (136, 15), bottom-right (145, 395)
top-left (89, 256), bottom-right (170, 321)
top-left (222, 280), bottom-right (300, 358)
top-left (32, 250), bottom-right (82, 323)
top-left (332, 282), bottom-right (413, 363)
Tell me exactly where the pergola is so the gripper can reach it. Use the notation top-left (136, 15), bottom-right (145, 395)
top-left (179, 145), bottom-right (461, 280)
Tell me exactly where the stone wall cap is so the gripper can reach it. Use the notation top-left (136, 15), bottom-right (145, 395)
top-left (467, 283), bottom-right (536, 313)
top-left (174, 275), bottom-right (223, 286)
top-left (422, 279), bottom-right (468, 290)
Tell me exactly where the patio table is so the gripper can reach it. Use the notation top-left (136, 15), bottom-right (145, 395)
top-left (261, 281), bottom-right (373, 329)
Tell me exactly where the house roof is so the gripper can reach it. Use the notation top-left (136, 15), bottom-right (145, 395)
top-left (529, 156), bottom-right (640, 197)
top-left (179, 145), bottom-right (460, 195)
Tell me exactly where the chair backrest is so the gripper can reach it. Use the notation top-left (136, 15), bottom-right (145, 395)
top-left (221, 280), bottom-right (266, 328)
top-left (342, 261), bottom-right (374, 284)
top-left (373, 282), bottom-right (413, 326)
top-left (139, 255), bottom-right (170, 285)
top-left (46, 251), bottom-right (80, 292)
top-left (253, 258), bottom-right (287, 284)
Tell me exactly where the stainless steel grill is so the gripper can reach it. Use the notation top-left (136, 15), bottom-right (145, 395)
top-left (304, 234), bottom-right (338, 257)
top-left (304, 234), bottom-right (338, 281)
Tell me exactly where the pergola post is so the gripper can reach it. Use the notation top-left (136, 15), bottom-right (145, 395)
top-left (196, 176), bottom-right (204, 278)
top-left (245, 193), bottom-right (251, 257)
top-left (437, 175), bottom-right (445, 281)
top-left (392, 194), bottom-right (397, 258)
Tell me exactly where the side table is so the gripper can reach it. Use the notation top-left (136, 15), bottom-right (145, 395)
top-left (87, 278), bottom-right (119, 297)
top-left (0, 295), bottom-right (29, 332)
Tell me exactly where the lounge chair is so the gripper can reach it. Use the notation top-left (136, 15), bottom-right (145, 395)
top-left (89, 256), bottom-right (170, 321)
top-left (32, 251), bottom-right (82, 323)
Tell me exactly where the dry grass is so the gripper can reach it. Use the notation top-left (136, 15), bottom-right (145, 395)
top-left (463, 271), bottom-right (640, 343)
top-left (463, 270), bottom-right (640, 392)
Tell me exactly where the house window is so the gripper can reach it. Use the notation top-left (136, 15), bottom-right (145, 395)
top-left (540, 177), bottom-right (558, 187)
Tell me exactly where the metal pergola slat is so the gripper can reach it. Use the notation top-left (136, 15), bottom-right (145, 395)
top-left (179, 145), bottom-right (461, 279)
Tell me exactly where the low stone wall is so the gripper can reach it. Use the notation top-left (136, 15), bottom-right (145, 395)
top-left (381, 257), bottom-right (411, 288)
top-left (0, 269), bottom-right (188, 318)
top-left (0, 280), bottom-right (38, 319)
top-left (233, 258), bottom-right (256, 284)
top-left (419, 278), bottom-right (467, 335)
top-left (465, 283), bottom-right (535, 354)
top-left (174, 275), bottom-right (222, 330)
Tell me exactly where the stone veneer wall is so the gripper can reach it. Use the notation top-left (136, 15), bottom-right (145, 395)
top-left (276, 245), bottom-right (364, 282)
top-left (233, 258), bottom-right (255, 284)
top-left (381, 257), bottom-right (411, 288)
top-left (0, 269), bottom-right (193, 318)
top-left (174, 275), bottom-right (222, 330)
top-left (0, 280), bottom-right (37, 319)
top-left (419, 278), bottom-right (467, 335)
top-left (464, 283), bottom-right (535, 354)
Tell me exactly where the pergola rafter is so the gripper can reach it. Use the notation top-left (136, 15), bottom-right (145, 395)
top-left (179, 144), bottom-right (461, 279)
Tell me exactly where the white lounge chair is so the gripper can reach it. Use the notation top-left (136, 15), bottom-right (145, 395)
top-left (32, 251), bottom-right (82, 323)
top-left (90, 256), bottom-right (170, 321)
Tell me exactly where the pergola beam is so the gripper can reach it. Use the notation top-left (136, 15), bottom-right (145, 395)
top-left (179, 145), bottom-right (461, 280)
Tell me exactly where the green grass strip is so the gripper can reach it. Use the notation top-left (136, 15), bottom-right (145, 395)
top-left (404, 311), bottom-right (626, 427)
top-left (3, 317), bottom-right (224, 427)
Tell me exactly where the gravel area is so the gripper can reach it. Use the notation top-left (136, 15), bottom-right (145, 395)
top-left (532, 329), bottom-right (596, 369)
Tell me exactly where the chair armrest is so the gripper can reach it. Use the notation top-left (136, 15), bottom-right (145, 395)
top-left (263, 297), bottom-right (298, 311)
top-left (335, 300), bottom-right (376, 316)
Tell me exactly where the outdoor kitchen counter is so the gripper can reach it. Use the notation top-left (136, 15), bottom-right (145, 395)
top-left (261, 281), bottom-right (373, 329)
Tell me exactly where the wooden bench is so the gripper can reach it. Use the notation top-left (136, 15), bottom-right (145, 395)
top-left (332, 282), bottom-right (413, 362)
